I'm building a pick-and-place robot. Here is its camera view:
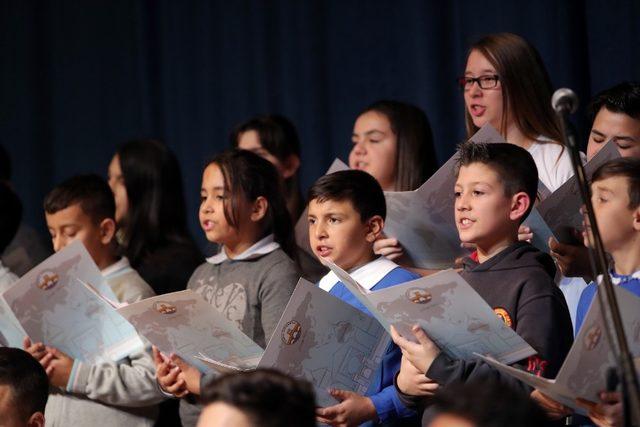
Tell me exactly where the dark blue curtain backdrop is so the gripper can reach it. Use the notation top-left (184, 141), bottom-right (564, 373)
top-left (1, 0), bottom-right (639, 251)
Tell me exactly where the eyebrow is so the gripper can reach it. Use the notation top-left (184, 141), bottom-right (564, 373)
top-left (352, 130), bottom-right (386, 137)
top-left (201, 186), bottom-right (226, 191)
top-left (464, 69), bottom-right (496, 75)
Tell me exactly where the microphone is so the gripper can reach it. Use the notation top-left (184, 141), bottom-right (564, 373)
top-left (551, 88), bottom-right (579, 114)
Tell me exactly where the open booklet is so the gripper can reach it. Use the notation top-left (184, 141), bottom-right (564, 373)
top-left (537, 140), bottom-right (620, 244)
top-left (118, 279), bottom-right (389, 407)
top-left (294, 158), bottom-right (350, 257)
top-left (0, 241), bottom-right (143, 363)
top-left (383, 124), bottom-right (555, 269)
top-left (477, 285), bottom-right (640, 415)
top-left (322, 259), bottom-right (536, 365)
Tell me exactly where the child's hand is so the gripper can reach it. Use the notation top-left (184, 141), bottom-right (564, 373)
top-left (373, 236), bottom-right (405, 261)
top-left (396, 354), bottom-right (439, 396)
top-left (530, 389), bottom-right (573, 420)
top-left (390, 325), bottom-right (440, 373)
top-left (518, 225), bottom-right (533, 242)
top-left (153, 346), bottom-right (188, 398)
top-left (548, 236), bottom-right (591, 279)
top-left (577, 391), bottom-right (623, 427)
top-left (170, 354), bottom-right (202, 395)
top-left (315, 389), bottom-right (377, 426)
top-left (23, 337), bottom-right (55, 376)
top-left (43, 346), bottom-right (74, 388)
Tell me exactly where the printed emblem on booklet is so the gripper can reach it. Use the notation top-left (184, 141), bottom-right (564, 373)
top-left (154, 302), bottom-right (177, 315)
top-left (584, 325), bottom-right (601, 351)
top-left (405, 288), bottom-right (432, 304)
top-left (281, 320), bottom-right (302, 345)
top-left (37, 272), bottom-right (59, 291)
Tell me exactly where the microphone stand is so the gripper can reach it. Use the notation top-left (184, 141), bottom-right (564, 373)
top-left (555, 106), bottom-right (640, 426)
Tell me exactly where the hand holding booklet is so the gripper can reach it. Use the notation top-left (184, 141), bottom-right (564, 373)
top-left (118, 279), bottom-right (389, 406)
top-left (477, 285), bottom-right (640, 415)
top-left (0, 241), bottom-right (142, 363)
top-left (322, 259), bottom-right (536, 364)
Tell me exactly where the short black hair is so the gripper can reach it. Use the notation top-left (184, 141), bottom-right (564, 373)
top-left (307, 170), bottom-right (387, 221)
top-left (430, 380), bottom-right (549, 427)
top-left (0, 144), bottom-right (10, 182)
top-left (456, 142), bottom-right (538, 221)
top-left (201, 369), bottom-right (316, 427)
top-left (43, 174), bottom-right (115, 224)
top-left (0, 182), bottom-right (22, 253)
top-left (588, 81), bottom-right (640, 121)
top-left (0, 347), bottom-right (49, 420)
top-left (592, 157), bottom-right (640, 209)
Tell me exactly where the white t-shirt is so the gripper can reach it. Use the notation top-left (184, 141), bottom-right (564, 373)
top-left (527, 138), bottom-right (575, 192)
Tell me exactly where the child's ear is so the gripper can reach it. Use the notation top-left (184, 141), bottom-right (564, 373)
top-left (365, 215), bottom-right (385, 243)
top-left (633, 207), bottom-right (640, 232)
top-left (250, 196), bottom-right (269, 222)
top-left (27, 411), bottom-right (45, 427)
top-left (280, 154), bottom-right (301, 180)
top-left (509, 192), bottom-right (531, 222)
top-left (99, 218), bottom-right (117, 245)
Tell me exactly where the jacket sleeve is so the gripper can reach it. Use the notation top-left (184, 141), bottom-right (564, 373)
top-left (66, 348), bottom-right (167, 407)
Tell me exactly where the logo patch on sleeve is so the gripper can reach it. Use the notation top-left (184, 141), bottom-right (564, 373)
top-left (493, 307), bottom-right (513, 328)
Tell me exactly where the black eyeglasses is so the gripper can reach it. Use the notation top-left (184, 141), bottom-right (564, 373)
top-left (457, 75), bottom-right (500, 90)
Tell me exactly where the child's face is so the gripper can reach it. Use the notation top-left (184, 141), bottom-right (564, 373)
top-left (45, 203), bottom-right (112, 262)
top-left (350, 111), bottom-right (398, 191)
top-left (585, 176), bottom-right (639, 253)
top-left (308, 198), bottom-right (378, 271)
top-left (454, 163), bottom-right (517, 248)
top-left (587, 108), bottom-right (640, 161)
top-left (464, 49), bottom-right (504, 131)
top-left (107, 154), bottom-right (129, 225)
top-left (199, 163), bottom-right (242, 245)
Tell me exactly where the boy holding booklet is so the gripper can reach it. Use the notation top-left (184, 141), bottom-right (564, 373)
top-left (308, 170), bottom-right (423, 426)
top-left (534, 158), bottom-right (640, 427)
top-left (23, 174), bottom-right (163, 426)
top-left (391, 143), bottom-right (573, 424)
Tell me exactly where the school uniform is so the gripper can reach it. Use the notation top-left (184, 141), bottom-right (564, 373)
top-left (397, 242), bottom-right (574, 426)
top-left (318, 256), bottom-right (421, 427)
top-left (179, 234), bottom-right (300, 427)
top-left (44, 260), bottom-right (163, 427)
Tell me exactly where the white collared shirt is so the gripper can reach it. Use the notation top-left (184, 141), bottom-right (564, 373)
top-left (206, 234), bottom-right (280, 265)
top-left (318, 256), bottom-right (399, 292)
top-left (101, 256), bottom-right (132, 279)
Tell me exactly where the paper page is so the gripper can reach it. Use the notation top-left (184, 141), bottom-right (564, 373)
top-left (1, 241), bottom-right (142, 363)
top-left (117, 289), bottom-right (264, 373)
top-left (0, 298), bottom-right (28, 347)
top-left (257, 279), bottom-right (389, 407)
top-left (294, 159), bottom-right (350, 256)
top-left (383, 124), bottom-right (549, 269)
top-left (324, 261), bottom-right (535, 364)
top-left (538, 140), bottom-right (620, 244)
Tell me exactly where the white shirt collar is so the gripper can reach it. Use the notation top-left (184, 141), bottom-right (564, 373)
top-left (319, 256), bottom-right (399, 292)
top-left (101, 257), bottom-right (131, 278)
top-left (206, 234), bottom-right (280, 265)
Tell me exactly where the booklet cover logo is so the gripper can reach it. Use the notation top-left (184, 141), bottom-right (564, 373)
top-left (584, 324), bottom-right (602, 351)
top-left (37, 271), bottom-right (59, 291)
top-left (154, 302), bottom-right (177, 315)
top-left (281, 320), bottom-right (302, 345)
top-left (405, 288), bottom-right (432, 304)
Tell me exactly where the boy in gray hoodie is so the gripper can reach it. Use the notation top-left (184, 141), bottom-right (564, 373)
top-left (24, 174), bottom-right (164, 426)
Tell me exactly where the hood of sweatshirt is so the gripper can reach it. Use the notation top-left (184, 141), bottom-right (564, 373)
top-left (462, 241), bottom-right (556, 279)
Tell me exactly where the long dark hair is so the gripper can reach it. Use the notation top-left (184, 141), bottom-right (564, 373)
top-left (230, 115), bottom-right (303, 218)
top-left (359, 100), bottom-right (438, 191)
top-left (206, 149), bottom-right (296, 259)
top-left (464, 33), bottom-right (563, 144)
top-left (116, 139), bottom-right (194, 266)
